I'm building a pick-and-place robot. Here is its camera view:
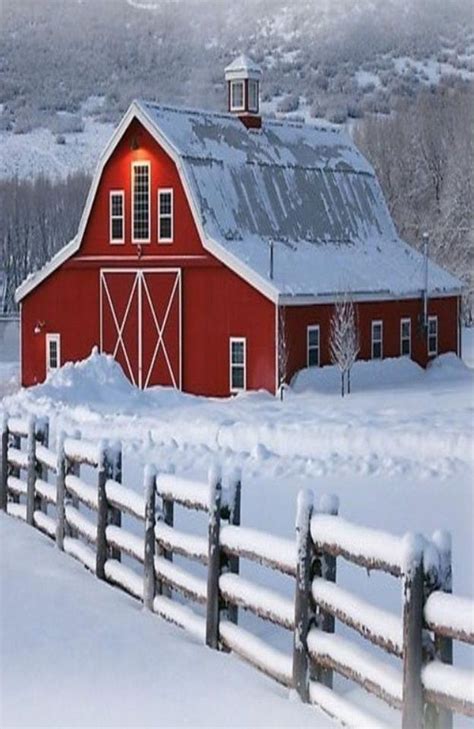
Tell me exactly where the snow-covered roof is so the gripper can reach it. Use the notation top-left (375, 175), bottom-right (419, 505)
top-left (16, 101), bottom-right (461, 304)
top-left (137, 102), bottom-right (461, 299)
top-left (224, 54), bottom-right (262, 80)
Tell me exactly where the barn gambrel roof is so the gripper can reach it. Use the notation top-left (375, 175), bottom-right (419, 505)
top-left (16, 101), bottom-right (461, 304)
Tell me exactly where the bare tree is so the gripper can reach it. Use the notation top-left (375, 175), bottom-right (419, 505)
top-left (330, 294), bottom-right (360, 397)
top-left (277, 306), bottom-right (289, 401)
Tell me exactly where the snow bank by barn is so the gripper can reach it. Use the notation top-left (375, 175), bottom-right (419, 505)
top-left (3, 349), bottom-right (473, 477)
top-left (292, 353), bottom-right (470, 394)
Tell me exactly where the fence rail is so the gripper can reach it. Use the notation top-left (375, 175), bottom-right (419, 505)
top-left (1, 411), bottom-right (473, 729)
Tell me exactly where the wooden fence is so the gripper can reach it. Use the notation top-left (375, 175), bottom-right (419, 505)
top-left (1, 412), bottom-right (473, 729)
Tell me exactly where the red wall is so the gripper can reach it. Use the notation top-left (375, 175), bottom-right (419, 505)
top-left (282, 296), bottom-right (459, 383)
top-left (20, 119), bottom-right (276, 396)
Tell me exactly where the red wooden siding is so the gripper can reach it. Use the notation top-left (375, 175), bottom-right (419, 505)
top-left (282, 296), bottom-right (459, 384)
top-left (81, 119), bottom-right (204, 258)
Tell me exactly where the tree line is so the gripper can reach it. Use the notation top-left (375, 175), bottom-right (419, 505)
top-left (0, 174), bottom-right (90, 312)
top-left (355, 81), bottom-right (473, 320)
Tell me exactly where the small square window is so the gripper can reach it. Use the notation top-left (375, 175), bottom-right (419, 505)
top-left (46, 334), bottom-right (61, 373)
top-left (110, 191), bottom-right (124, 244)
top-left (230, 338), bottom-right (246, 391)
top-left (428, 316), bottom-right (438, 356)
top-left (371, 321), bottom-right (383, 360)
top-left (230, 81), bottom-right (244, 111)
top-left (132, 163), bottom-right (150, 243)
top-left (307, 325), bottom-right (320, 367)
top-left (400, 318), bottom-right (411, 357)
top-left (248, 80), bottom-right (259, 112)
top-left (158, 189), bottom-right (173, 243)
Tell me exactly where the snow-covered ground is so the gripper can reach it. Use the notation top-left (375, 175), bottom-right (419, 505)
top-left (1, 332), bottom-right (473, 727)
top-left (0, 514), bottom-right (330, 728)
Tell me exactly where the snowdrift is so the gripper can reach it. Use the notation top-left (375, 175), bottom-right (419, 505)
top-left (292, 353), bottom-right (470, 394)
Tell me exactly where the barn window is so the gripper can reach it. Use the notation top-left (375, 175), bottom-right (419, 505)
top-left (158, 189), bottom-right (173, 243)
top-left (230, 337), bottom-right (246, 392)
top-left (46, 333), bottom-right (61, 373)
top-left (230, 81), bottom-right (245, 111)
top-left (307, 325), bottom-right (320, 367)
top-left (371, 320), bottom-right (383, 359)
top-left (132, 161), bottom-right (150, 243)
top-left (400, 318), bottom-right (411, 356)
top-left (109, 191), bottom-right (124, 244)
top-left (428, 315), bottom-right (438, 356)
top-left (248, 80), bottom-right (259, 112)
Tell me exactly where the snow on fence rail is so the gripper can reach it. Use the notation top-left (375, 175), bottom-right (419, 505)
top-left (1, 411), bottom-right (473, 729)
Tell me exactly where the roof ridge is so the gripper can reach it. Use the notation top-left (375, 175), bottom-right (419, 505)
top-left (137, 99), bottom-right (341, 135)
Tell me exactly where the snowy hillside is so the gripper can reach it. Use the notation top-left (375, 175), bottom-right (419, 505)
top-left (1, 0), bottom-right (473, 180)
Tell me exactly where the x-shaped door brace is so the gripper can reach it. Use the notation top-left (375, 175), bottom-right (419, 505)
top-left (100, 269), bottom-right (181, 389)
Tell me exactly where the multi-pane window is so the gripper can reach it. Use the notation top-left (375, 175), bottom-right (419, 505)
top-left (371, 320), bottom-right (383, 359)
top-left (230, 337), bottom-right (246, 391)
top-left (428, 315), bottom-right (438, 356)
top-left (46, 333), bottom-right (60, 372)
top-left (248, 80), bottom-right (259, 112)
top-left (230, 81), bottom-right (244, 111)
top-left (109, 191), bottom-right (124, 243)
top-left (307, 325), bottom-right (320, 367)
top-left (132, 162), bottom-right (150, 242)
top-left (158, 189), bottom-right (173, 243)
top-left (400, 318), bottom-right (411, 357)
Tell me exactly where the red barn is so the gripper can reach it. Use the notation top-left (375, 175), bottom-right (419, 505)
top-left (16, 56), bottom-right (462, 396)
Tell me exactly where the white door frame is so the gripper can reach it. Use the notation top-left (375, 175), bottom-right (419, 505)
top-left (99, 267), bottom-right (182, 389)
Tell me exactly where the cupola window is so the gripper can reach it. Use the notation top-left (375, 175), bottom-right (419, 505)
top-left (230, 81), bottom-right (245, 111)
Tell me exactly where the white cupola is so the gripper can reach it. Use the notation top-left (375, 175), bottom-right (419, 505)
top-left (224, 54), bottom-right (262, 129)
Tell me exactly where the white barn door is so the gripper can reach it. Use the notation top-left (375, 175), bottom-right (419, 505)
top-left (100, 268), bottom-right (181, 389)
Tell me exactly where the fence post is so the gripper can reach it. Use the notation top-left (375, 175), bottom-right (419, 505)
top-left (10, 433), bottom-right (21, 503)
top-left (206, 465), bottom-right (222, 649)
top-left (36, 418), bottom-right (49, 513)
top-left (144, 465), bottom-right (157, 611)
top-left (109, 443), bottom-right (122, 562)
top-left (401, 533), bottom-right (424, 729)
top-left (96, 442), bottom-right (111, 580)
top-left (427, 531), bottom-right (453, 729)
top-left (293, 488), bottom-right (314, 703)
top-left (156, 478), bottom-right (174, 599)
top-left (26, 415), bottom-right (36, 526)
top-left (56, 432), bottom-right (66, 550)
top-left (227, 467), bottom-right (241, 625)
top-left (0, 412), bottom-right (8, 511)
top-left (313, 494), bottom-right (339, 688)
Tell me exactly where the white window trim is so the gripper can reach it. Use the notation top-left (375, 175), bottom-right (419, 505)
top-left (230, 337), bottom-right (246, 393)
top-left (230, 80), bottom-right (245, 112)
top-left (307, 325), bottom-right (320, 367)
top-left (400, 317), bottom-right (411, 357)
top-left (109, 190), bottom-right (125, 244)
top-left (371, 320), bottom-right (383, 359)
top-left (248, 79), bottom-right (259, 113)
top-left (158, 188), bottom-right (174, 244)
top-left (46, 333), bottom-right (61, 373)
top-left (428, 315), bottom-right (438, 356)
top-left (131, 160), bottom-right (151, 244)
